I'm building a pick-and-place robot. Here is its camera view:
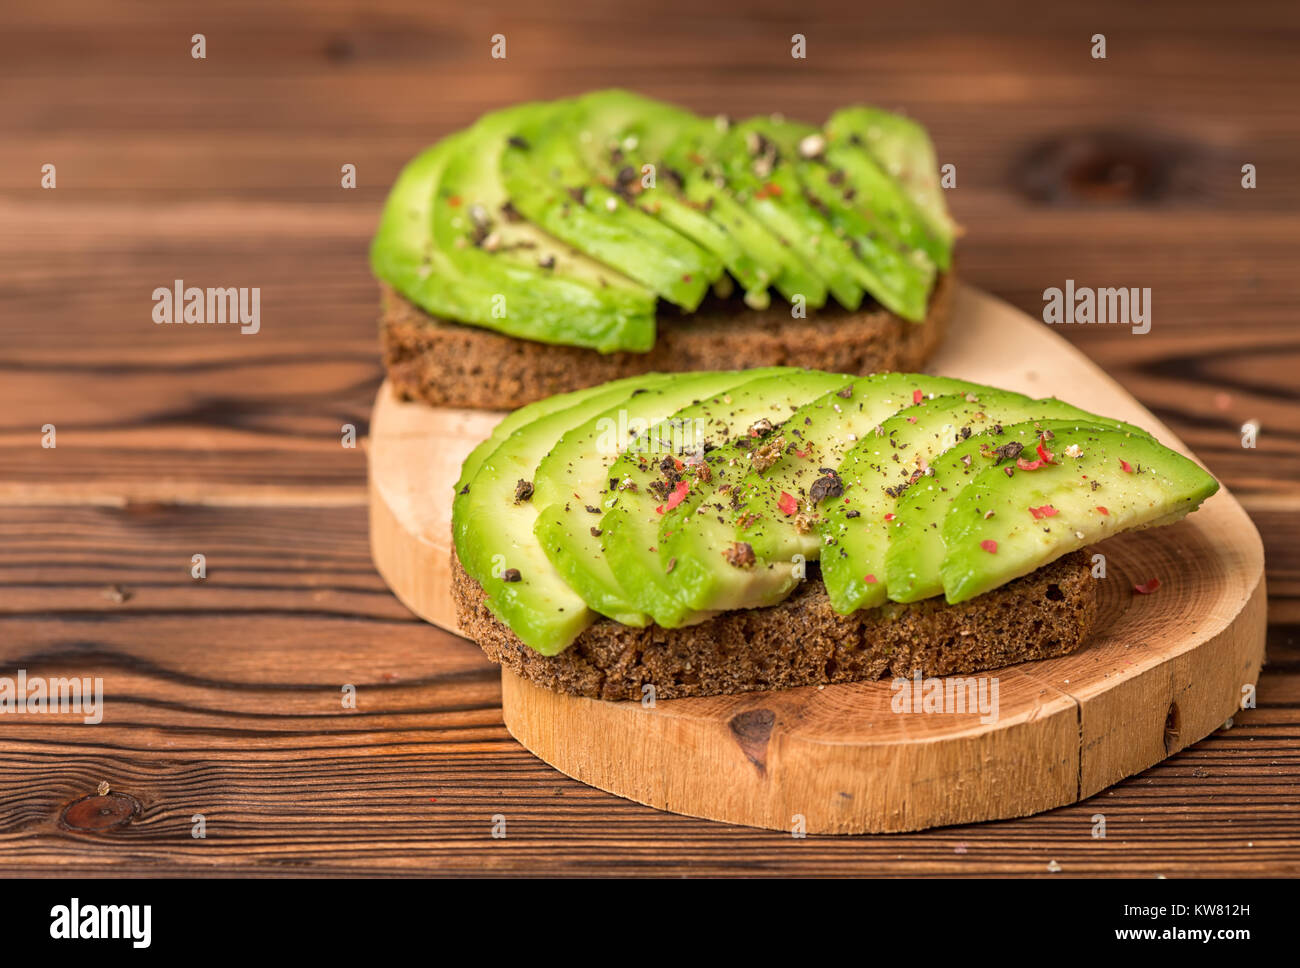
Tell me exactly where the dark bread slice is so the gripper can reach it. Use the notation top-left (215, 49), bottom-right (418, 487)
top-left (452, 549), bottom-right (1098, 701)
top-left (381, 272), bottom-right (952, 411)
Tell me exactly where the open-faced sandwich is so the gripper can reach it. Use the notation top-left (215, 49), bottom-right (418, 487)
top-left (371, 90), bottom-right (957, 409)
top-left (451, 370), bottom-right (1219, 699)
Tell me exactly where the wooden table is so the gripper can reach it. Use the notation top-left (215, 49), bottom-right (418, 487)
top-left (2, 0), bottom-right (1296, 876)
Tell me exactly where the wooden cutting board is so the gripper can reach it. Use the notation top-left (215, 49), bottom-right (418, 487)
top-left (368, 284), bottom-right (1267, 834)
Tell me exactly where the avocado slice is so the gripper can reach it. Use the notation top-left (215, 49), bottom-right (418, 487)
top-left (732, 117), bottom-right (937, 322)
top-left (659, 374), bottom-right (975, 618)
top-left (564, 90), bottom-right (776, 308)
top-left (371, 125), bottom-right (658, 354)
top-left (500, 99), bottom-right (721, 309)
top-left (599, 369), bottom-right (854, 627)
top-left (883, 416), bottom-right (1155, 605)
top-left (454, 377), bottom-right (648, 502)
top-left (940, 427), bottom-right (1219, 603)
top-left (453, 373), bottom-right (674, 654)
top-left (451, 378), bottom-right (648, 642)
top-left (453, 370), bottom-right (1220, 655)
top-left (370, 131), bottom-right (540, 336)
top-left (819, 393), bottom-right (1148, 613)
top-left (796, 159), bottom-right (935, 321)
top-left (661, 121), bottom-right (830, 308)
top-left (727, 375), bottom-right (979, 557)
top-left (821, 141), bottom-right (951, 274)
top-left (532, 368), bottom-right (775, 624)
top-left (706, 118), bottom-right (867, 309)
top-left (826, 106), bottom-right (957, 254)
top-left (435, 104), bottom-right (657, 351)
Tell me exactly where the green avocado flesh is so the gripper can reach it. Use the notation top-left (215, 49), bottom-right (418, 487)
top-left (454, 379), bottom-right (646, 498)
top-left (821, 393), bottom-right (1149, 613)
top-left (453, 373), bottom-right (675, 654)
top-left (826, 107), bottom-right (956, 256)
top-left (656, 374), bottom-right (979, 620)
top-left (600, 369), bottom-right (854, 627)
top-left (532, 368), bottom-right (781, 624)
top-left (938, 427), bottom-right (1218, 603)
top-left (451, 370), bottom-right (1219, 654)
top-left (501, 99), bottom-right (721, 310)
top-left (565, 90), bottom-right (775, 308)
top-left (373, 118), bottom-right (656, 354)
top-left (371, 90), bottom-right (958, 351)
top-left (733, 116), bottom-right (939, 320)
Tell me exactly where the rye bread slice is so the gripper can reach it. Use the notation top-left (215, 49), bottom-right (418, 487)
top-left (381, 272), bottom-right (952, 411)
top-left (451, 549), bottom-right (1098, 701)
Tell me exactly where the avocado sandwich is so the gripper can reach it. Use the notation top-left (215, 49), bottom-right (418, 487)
top-left (450, 368), bottom-right (1220, 700)
top-left (372, 91), bottom-right (957, 410)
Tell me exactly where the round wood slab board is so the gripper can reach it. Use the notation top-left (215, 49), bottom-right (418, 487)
top-left (368, 284), bottom-right (1267, 834)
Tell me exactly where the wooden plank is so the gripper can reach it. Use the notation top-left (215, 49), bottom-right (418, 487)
top-left (0, 505), bottom-right (1295, 874)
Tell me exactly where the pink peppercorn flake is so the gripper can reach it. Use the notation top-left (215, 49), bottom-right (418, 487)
top-left (663, 480), bottom-right (690, 512)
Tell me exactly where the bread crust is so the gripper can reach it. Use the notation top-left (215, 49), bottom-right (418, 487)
top-left (452, 550), bottom-right (1098, 701)
top-left (381, 273), bottom-right (952, 411)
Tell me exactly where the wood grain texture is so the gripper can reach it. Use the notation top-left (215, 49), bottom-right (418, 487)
top-left (0, 0), bottom-right (1297, 873)
top-left (374, 285), bottom-right (1267, 832)
top-left (0, 503), bottom-right (1294, 875)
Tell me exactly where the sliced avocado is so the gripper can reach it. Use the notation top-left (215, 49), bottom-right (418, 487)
top-left (371, 125), bottom-right (657, 354)
top-left (451, 378), bottom-right (654, 641)
top-left (730, 375), bottom-right (978, 559)
top-left (735, 117), bottom-right (937, 322)
top-left (370, 131), bottom-right (551, 337)
top-left (373, 99), bottom-right (959, 355)
top-left (660, 374), bottom-right (974, 617)
top-left (453, 373), bottom-right (678, 541)
top-left (453, 374), bottom-right (672, 654)
top-left (566, 90), bottom-right (775, 308)
top-left (533, 368), bottom-right (772, 624)
top-left (436, 104), bottom-right (657, 351)
top-left (500, 100), bottom-right (720, 309)
top-left (884, 416), bottom-right (1153, 606)
top-left (820, 393), bottom-right (1146, 613)
top-left (940, 427), bottom-right (1219, 603)
top-left (662, 122), bottom-right (829, 308)
top-left (709, 118), bottom-right (866, 309)
top-left (826, 106), bottom-right (957, 252)
top-left (454, 377), bottom-right (649, 502)
top-left (600, 369), bottom-right (853, 627)
top-left (797, 160), bottom-right (935, 321)
top-left (823, 142), bottom-right (950, 273)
